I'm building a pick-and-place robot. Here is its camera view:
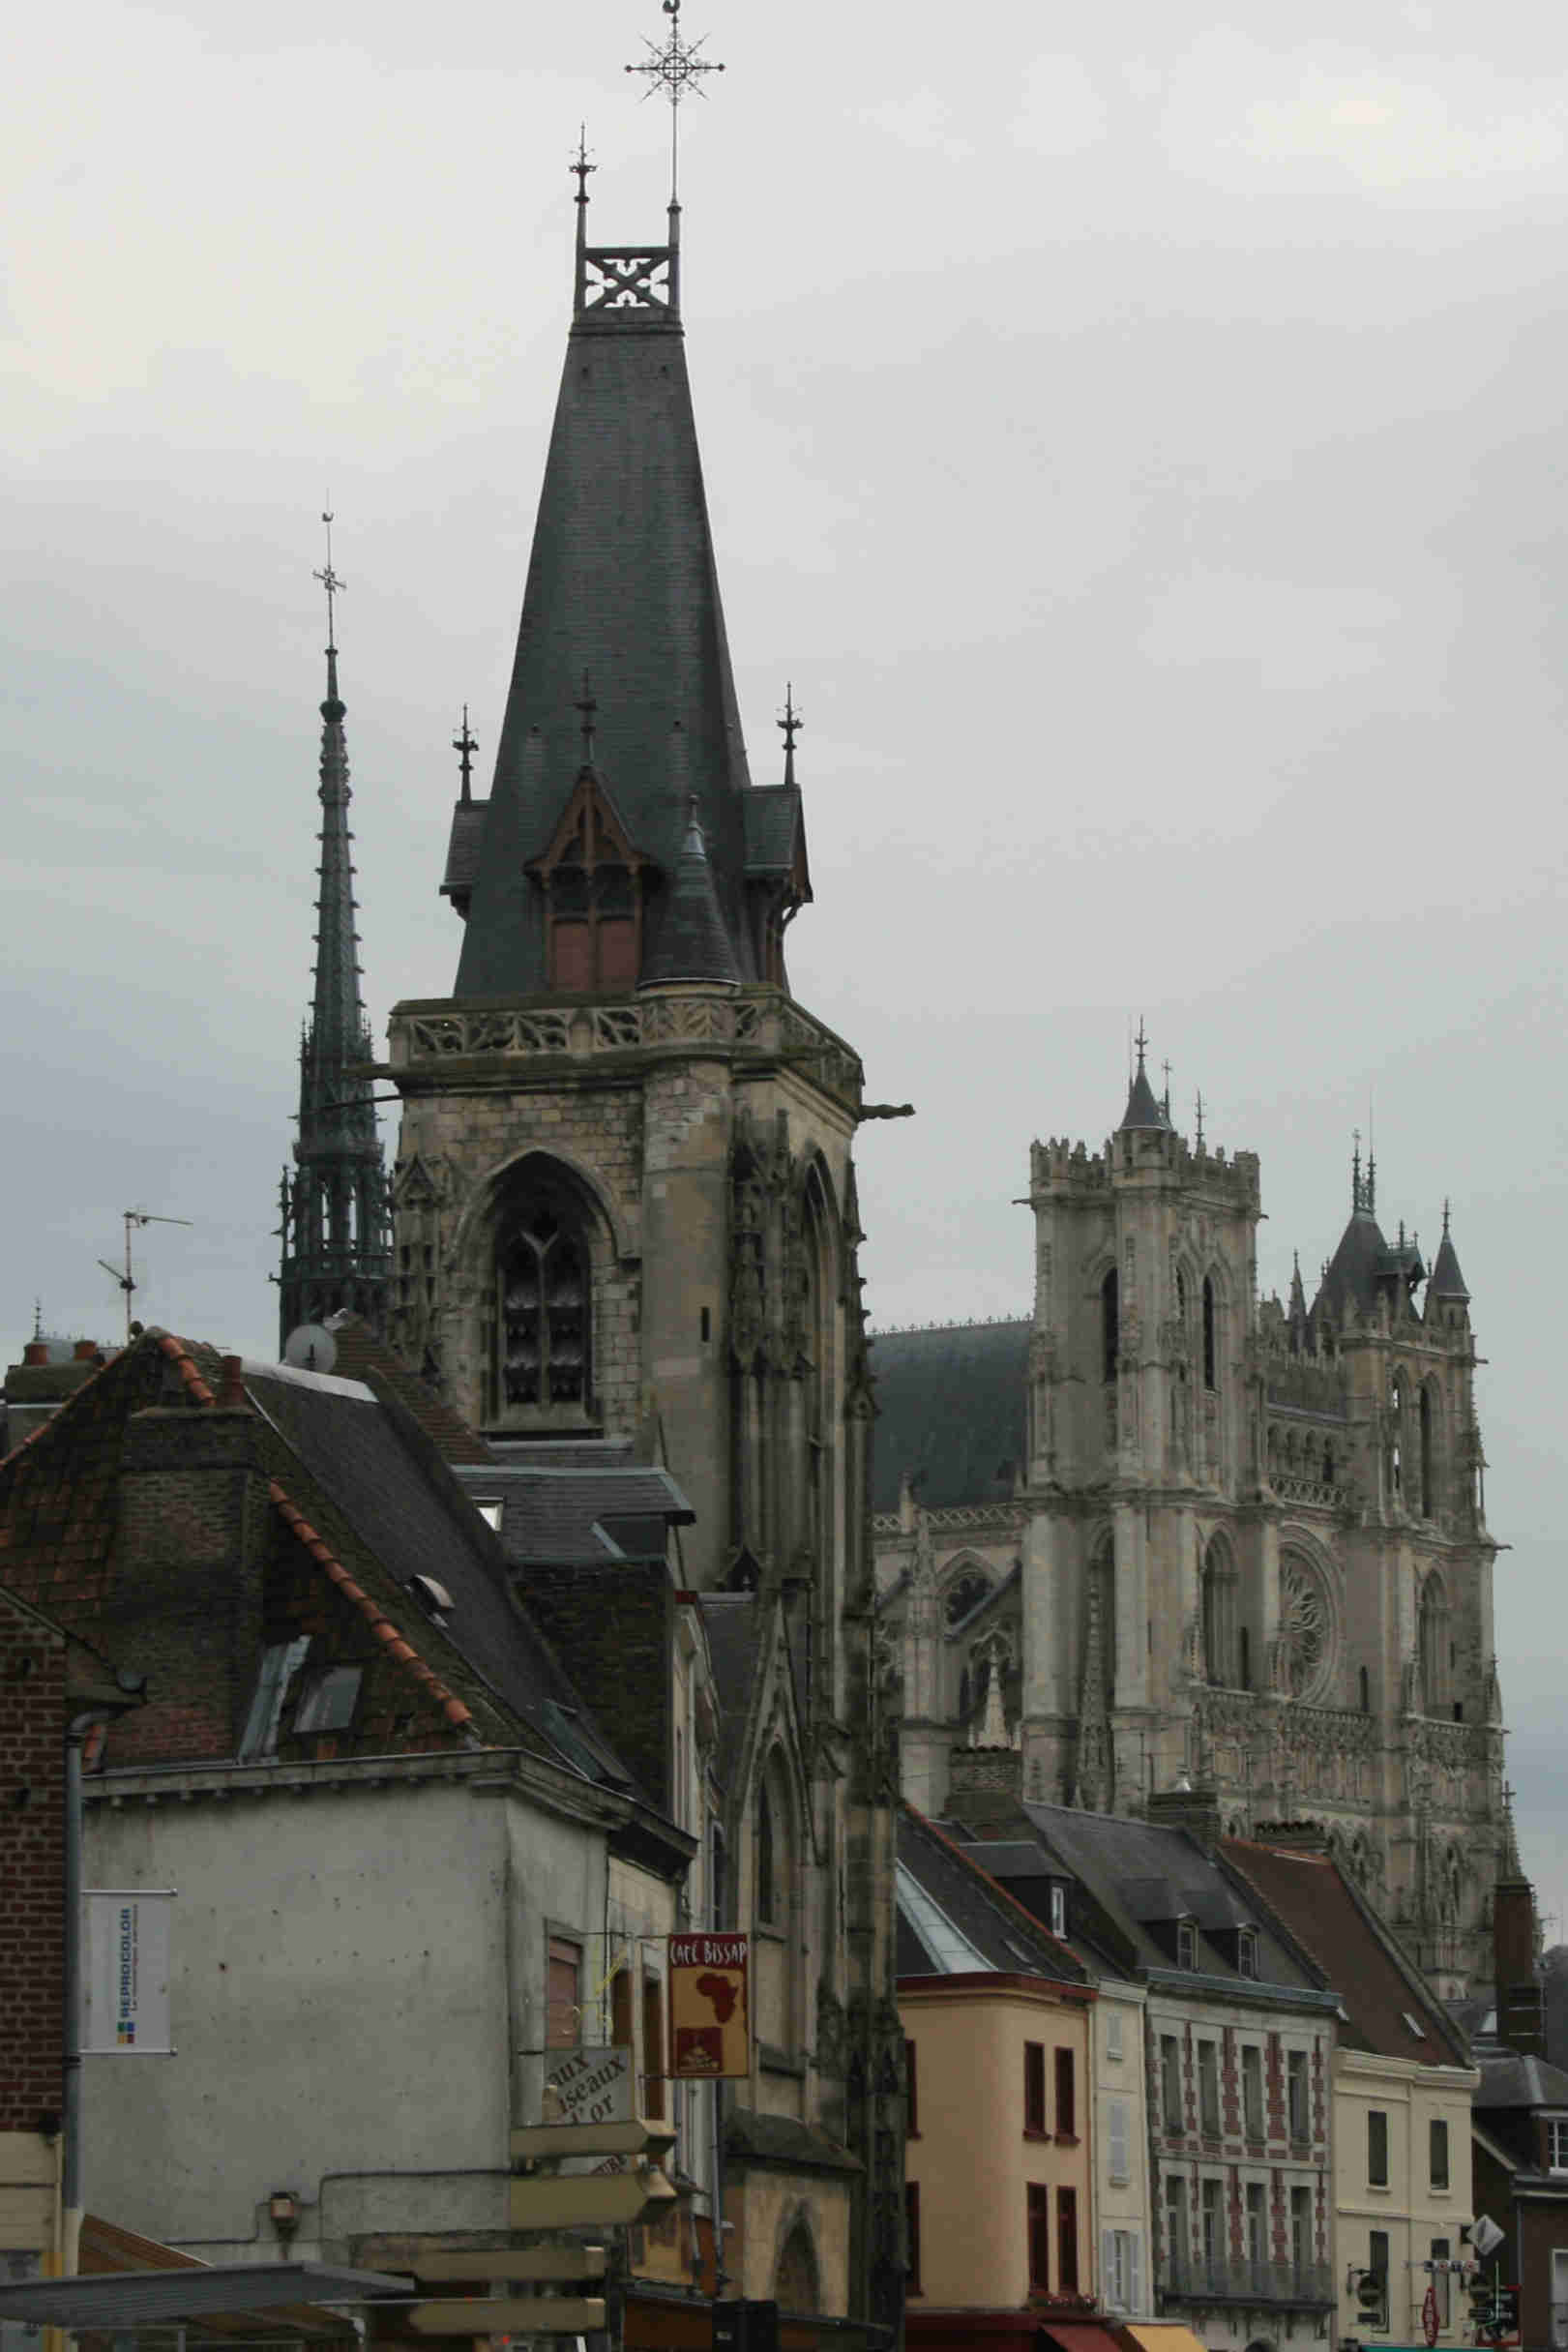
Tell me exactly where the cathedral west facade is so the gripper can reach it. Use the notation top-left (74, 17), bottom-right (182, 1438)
top-left (874, 1045), bottom-right (1503, 1996)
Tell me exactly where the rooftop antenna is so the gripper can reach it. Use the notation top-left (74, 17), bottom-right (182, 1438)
top-left (98, 1210), bottom-right (194, 1344)
top-left (625, 0), bottom-right (725, 209)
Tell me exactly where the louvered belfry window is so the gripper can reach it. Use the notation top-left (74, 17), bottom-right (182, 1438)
top-left (501, 1206), bottom-right (588, 1407)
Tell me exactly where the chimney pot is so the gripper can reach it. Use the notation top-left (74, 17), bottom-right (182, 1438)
top-left (22, 1342), bottom-right (48, 1366)
top-left (216, 1355), bottom-right (247, 1411)
top-left (73, 1340), bottom-right (98, 1362)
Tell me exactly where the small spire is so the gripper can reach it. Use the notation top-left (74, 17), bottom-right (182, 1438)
top-left (1195, 1089), bottom-right (1205, 1150)
top-left (314, 507), bottom-right (344, 716)
top-left (575, 670), bottom-right (598, 767)
top-left (571, 124), bottom-right (596, 208)
top-left (1502, 1782), bottom-right (1525, 1881)
top-left (1442, 1198), bottom-right (1451, 1237)
top-left (453, 704), bottom-right (478, 807)
top-left (1161, 1057), bottom-right (1172, 1120)
top-left (1135, 1017), bottom-right (1148, 1071)
top-left (1117, 1021), bottom-right (1170, 1133)
top-left (778, 682), bottom-right (802, 788)
top-left (32, 1297), bottom-right (44, 1343)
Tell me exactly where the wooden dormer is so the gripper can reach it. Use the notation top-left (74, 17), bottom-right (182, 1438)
top-left (525, 768), bottom-right (658, 994)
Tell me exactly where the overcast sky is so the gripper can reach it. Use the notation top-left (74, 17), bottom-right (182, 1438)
top-left (5, 0), bottom-right (1566, 1906)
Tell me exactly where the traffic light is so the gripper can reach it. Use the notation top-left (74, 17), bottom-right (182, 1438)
top-left (1468, 2275), bottom-right (1497, 2337)
top-left (1494, 2285), bottom-right (1521, 2342)
top-left (1353, 2267), bottom-right (1389, 2330)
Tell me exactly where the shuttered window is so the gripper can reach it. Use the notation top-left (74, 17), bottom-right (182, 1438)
top-left (1109, 2097), bottom-right (1131, 2185)
top-left (547, 1936), bottom-right (581, 2048)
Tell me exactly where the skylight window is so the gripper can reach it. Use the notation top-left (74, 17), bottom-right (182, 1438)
top-left (1402, 2010), bottom-right (1428, 2039)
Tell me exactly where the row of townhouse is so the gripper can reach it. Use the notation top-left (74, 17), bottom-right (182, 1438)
top-left (896, 1756), bottom-right (1482, 2352)
top-left (0, 1318), bottom-right (898, 2351)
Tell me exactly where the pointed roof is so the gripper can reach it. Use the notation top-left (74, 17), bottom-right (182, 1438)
top-left (640, 802), bottom-right (740, 986)
top-left (1117, 1026), bottom-right (1171, 1133)
top-left (1311, 1140), bottom-right (1385, 1321)
top-left (1430, 1201), bottom-right (1471, 1302)
top-left (453, 198), bottom-right (759, 997)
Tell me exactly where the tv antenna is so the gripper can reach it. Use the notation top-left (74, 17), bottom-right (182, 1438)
top-left (98, 1209), bottom-right (194, 1342)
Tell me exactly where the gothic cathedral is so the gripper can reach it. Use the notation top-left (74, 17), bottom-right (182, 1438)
top-left (874, 1044), bottom-right (1502, 1996)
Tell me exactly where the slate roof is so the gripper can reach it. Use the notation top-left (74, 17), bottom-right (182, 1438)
top-left (1430, 1219), bottom-right (1471, 1302)
top-left (440, 798), bottom-right (488, 907)
top-left (473, 1464), bottom-right (694, 1567)
top-left (453, 258), bottom-right (771, 997)
top-left (941, 1803), bottom-right (1320, 1993)
top-left (1118, 1058), bottom-right (1171, 1132)
top-left (867, 1321), bottom-right (1029, 1512)
top-left (742, 786), bottom-right (809, 887)
top-left (1474, 2049), bottom-right (1568, 2111)
top-left (1223, 1837), bottom-right (1468, 2065)
top-left (897, 1806), bottom-right (1086, 1983)
top-left (1312, 1206), bottom-right (1388, 1321)
top-left (696, 1592), bottom-right (762, 1795)
top-left (639, 809), bottom-right (741, 987)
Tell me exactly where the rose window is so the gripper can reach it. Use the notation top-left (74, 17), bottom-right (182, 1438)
top-left (1278, 1555), bottom-right (1331, 1701)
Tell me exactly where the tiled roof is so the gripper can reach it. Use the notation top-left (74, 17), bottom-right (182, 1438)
top-left (1475, 2048), bottom-right (1568, 2110)
top-left (1223, 1837), bottom-right (1468, 2064)
top-left (480, 1464), bottom-right (695, 1567)
top-left (867, 1320), bottom-right (1030, 1512)
top-left (322, 1313), bottom-right (493, 1465)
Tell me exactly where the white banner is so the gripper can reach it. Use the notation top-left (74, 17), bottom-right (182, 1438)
top-left (83, 1891), bottom-right (174, 2054)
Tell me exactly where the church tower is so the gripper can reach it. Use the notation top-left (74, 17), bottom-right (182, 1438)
top-left (380, 115), bottom-right (902, 2330)
top-left (277, 534), bottom-right (392, 1348)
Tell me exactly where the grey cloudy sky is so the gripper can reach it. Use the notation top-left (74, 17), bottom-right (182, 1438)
top-left (5, 2), bottom-right (1566, 1900)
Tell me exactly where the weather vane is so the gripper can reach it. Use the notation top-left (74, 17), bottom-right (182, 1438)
top-left (778, 683), bottom-right (801, 786)
top-left (625, 0), bottom-right (725, 203)
top-left (454, 704), bottom-right (478, 805)
top-left (314, 508), bottom-right (343, 648)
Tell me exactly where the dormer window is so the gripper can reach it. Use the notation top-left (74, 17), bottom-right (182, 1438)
top-left (1177, 1919), bottom-right (1198, 1970)
top-left (1237, 1926), bottom-right (1258, 1980)
top-left (527, 770), bottom-right (653, 993)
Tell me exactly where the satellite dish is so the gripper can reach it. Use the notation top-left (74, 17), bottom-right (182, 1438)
top-left (282, 1323), bottom-right (338, 1374)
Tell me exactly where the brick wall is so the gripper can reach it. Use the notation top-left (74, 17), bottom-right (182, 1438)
top-left (510, 1558), bottom-right (672, 1807)
top-left (0, 1594), bottom-right (67, 2132)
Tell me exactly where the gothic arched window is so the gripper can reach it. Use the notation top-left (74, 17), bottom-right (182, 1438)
top-left (1419, 1384), bottom-right (1436, 1518)
top-left (775, 2220), bottom-right (820, 2315)
top-left (1418, 1574), bottom-right (1450, 1716)
top-left (1200, 1538), bottom-right (1237, 1687)
top-left (1102, 1266), bottom-right (1120, 1384)
top-left (526, 770), bottom-right (651, 993)
top-left (1202, 1277), bottom-right (1217, 1390)
top-left (496, 1177), bottom-right (593, 1417)
top-left (944, 1568), bottom-right (991, 1628)
top-left (756, 1781), bottom-right (777, 1924)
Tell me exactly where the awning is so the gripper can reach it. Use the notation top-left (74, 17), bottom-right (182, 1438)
top-left (1042, 2325), bottom-right (1130, 2352)
top-left (1120, 2326), bottom-right (1209, 2352)
top-left (0, 2264), bottom-right (413, 2334)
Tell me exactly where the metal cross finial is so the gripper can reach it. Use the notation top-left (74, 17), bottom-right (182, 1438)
top-left (575, 670), bottom-right (598, 763)
top-left (571, 125), bottom-right (597, 205)
top-left (1134, 1017), bottom-right (1148, 1070)
top-left (779, 682), bottom-right (802, 786)
top-left (453, 704), bottom-right (478, 806)
top-left (625, 0), bottom-right (725, 203)
top-left (314, 508), bottom-right (344, 649)
top-left (1442, 1197), bottom-right (1451, 1237)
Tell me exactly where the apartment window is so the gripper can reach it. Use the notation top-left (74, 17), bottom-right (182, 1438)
top-left (1162, 2035), bottom-right (1184, 2133)
top-left (1369, 2228), bottom-right (1390, 2330)
top-left (1369, 2108), bottom-right (1389, 2188)
top-left (1201, 2177), bottom-right (1224, 2265)
top-left (1246, 2181), bottom-right (1267, 2268)
top-left (1109, 2096), bottom-right (1131, 2186)
top-left (1055, 2046), bottom-right (1078, 2139)
top-left (905, 2182), bottom-right (922, 2295)
top-left (1287, 2047), bottom-right (1310, 2142)
top-left (1106, 2008), bottom-right (1125, 2063)
top-left (1177, 1920), bottom-right (1198, 1970)
top-left (1549, 2119), bottom-right (1568, 2173)
top-left (1291, 2185), bottom-right (1313, 2271)
top-left (1028, 2184), bottom-right (1051, 2290)
top-left (905, 2039), bottom-right (919, 2138)
top-left (610, 1968), bottom-right (634, 2049)
top-left (1242, 2043), bottom-right (1264, 2140)
top-left (642, 1976), bottom-right (666, 2120)
top-left (1102, 2228), bottom-right (1142, 2314)
top-left (547, 1935), bottom-right (582, 2047)
top-left (1198, 2039), bottom-right (1221, 2137)
top-left (1058, 2187), bottom-right (1080, 2294)
top-left (1165, 2174), bottom-right (1189, 2271)
top-left (1431, 2117), bottom-right (1449, 2190)
top-left (1237, 1926), bottom-right (1259, 1980)
top-left (1024, 2041), bottom-right (1048, 2134)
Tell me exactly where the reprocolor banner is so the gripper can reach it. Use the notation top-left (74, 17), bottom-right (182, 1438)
top-left (83, 1891), bottom-right (174, 2054)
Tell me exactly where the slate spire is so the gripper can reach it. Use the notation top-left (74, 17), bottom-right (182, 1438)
top-left (448, 159), bottom-right (769, 998)
top-left (278, 524), bottom-right (391, 1349)
top-left (1117, 1022), bottom-right (1172, 1133)
top-left (1429, 1200), bottom-right (1471, 1304)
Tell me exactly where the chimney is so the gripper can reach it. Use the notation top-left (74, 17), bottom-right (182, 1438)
top-left (1147, 1779), bottom-right (1222, 1855)
top-left (73, 1340), bottom-right (99, 1362)
top-left (22, 1342), bottom-right (47, 1367)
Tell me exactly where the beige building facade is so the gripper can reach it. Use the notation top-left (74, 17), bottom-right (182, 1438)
top-left (1334, 2048), bottom-right (1480, 2346)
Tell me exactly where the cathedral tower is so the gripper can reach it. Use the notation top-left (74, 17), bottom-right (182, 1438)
top-left (380, 136), bottom-right (902, 2328)
top-left (873, 1039), bottom-right (1505, 1995)
top-left (277, 539), bottom-right (392, 1347)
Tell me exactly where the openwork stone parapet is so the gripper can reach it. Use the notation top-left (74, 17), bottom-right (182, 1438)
top-left (386, 986), bottom-right (865, 1110)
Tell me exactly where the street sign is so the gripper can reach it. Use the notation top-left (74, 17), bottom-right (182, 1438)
top-left (414, 2249), bottom-right (606, 2285)
top-left (409, 2299), bottom-right (606, 2336)
top-left (544, 2043), bottom-right (633, 2129)
top-left (508, 2169), bottom-right (678, 2229)
top-left (668, 1932), bottom-right (750, 2079)
top-left (510, 2118), bottom-right (676, 2162)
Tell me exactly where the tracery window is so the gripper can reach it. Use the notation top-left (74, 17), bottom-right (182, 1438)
top-left (1278, 1551), bottom-right (1330, 1701)
top-left (944, 1567), bottom-right (991, 1628)
top-left (1202, 1277), bottom-right (1217, 1390)
top-left (497, 1188), bottom-right (591, 1414)
top-left (1200, 1537), bottom-right (1237, 1687)
top-left (1102, 1266), bottom-right (1120, 1384)
top-left (1418, 1573), bottom-right (1450, 1715)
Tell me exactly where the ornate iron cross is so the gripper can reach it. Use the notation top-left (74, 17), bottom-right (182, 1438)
top-left (625, 0), bottom-right (725, 200)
